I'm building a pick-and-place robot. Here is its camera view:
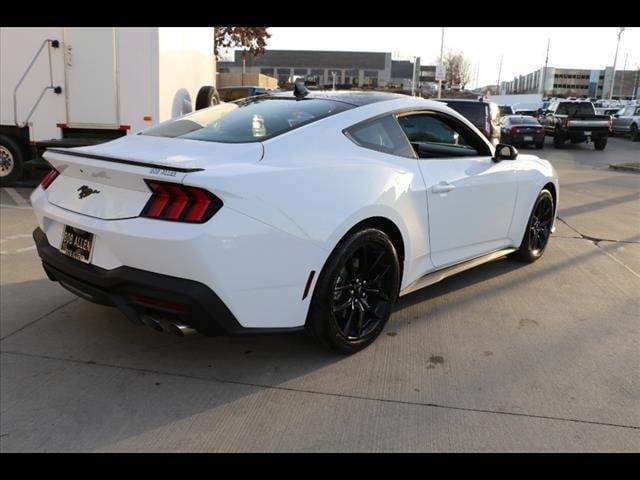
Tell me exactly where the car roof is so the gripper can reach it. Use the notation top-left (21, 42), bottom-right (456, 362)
top-left (266, 90), bottom-right (411, 106)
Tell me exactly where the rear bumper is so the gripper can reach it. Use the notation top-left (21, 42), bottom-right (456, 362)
top-left (553, 129), bottom-right (609, 141)
top-left (504, 133), bottom-right (545, 146)
top-left (33, 227), bottom-right (302, 335)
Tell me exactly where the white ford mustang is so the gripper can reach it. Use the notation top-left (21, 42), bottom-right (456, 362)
top-left (31, 88), bottom-right (559, 353)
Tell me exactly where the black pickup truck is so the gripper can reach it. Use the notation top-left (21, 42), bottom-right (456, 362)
top-left (538, 101), bottom-right (611, 150)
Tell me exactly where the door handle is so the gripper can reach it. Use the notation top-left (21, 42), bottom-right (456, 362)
top-left (431, 182), bottom-right (456, 194)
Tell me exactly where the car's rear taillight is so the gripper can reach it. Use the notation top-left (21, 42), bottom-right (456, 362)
top-left (141, 180), bottom-right (222, 223)
top-left (537, 127), bottom-right (544, 134)
top-left (40, 167), bottom-right (60, 189)
top-left (566, 119), bottom-right (572, 128)
top-left (511, 127), bottom-right (521, 134)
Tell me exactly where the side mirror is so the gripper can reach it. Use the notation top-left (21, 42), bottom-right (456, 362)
top-left (494, 143), bottom-right (518, 162)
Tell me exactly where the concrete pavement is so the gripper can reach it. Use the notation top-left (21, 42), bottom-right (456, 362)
top-left (1, 137), bottom-right (638, 452)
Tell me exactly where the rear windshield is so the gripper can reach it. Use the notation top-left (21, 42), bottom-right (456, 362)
top-left (556, 102), bottom-right (595, 116)
top-left (508, 116), bottom-right (540, 125)
top-left (141, 97), bottom-right (353, 143)
top-left (443, 102), bottom-right (486, 126)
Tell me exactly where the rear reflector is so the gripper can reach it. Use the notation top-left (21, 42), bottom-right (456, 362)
top-left (302, 270), bottom-right (316, 300)
top-left (141, 180), bottom-right (222, 223)
top-left (131, 294), bottom-right (190, 314)
top-left (40, 167), bottom-right (60, 189)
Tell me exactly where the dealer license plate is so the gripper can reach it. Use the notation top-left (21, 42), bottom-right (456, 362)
top-left (584, 131), bottom-right (592, 136)
top-left (60, 225), bottom-right (94, 264)
top-left (524, 136), bottom-right (533, 141)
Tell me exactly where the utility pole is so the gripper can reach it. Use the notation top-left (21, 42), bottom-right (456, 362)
top-left (438, 27), bottom-right (444, 99)
top-left (633, 68), bottom-right (639, 101)
top-left (540, 39), bottom-right (550, 97)
top-left (608, 27), bottom-right (625, 100)
top-left (242, 56), bottom-right (246, 87)
top-left (331, 71), bottom-right (337, 91)
top-left (497, 55), bottom-right (503, 93)
top-left (475, 63), bottom-right (480, 90)
top-left (619, 52), bottom-right (628, 99)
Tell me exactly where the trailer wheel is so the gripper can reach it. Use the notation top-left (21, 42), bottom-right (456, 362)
top-left (0, 135), bottom-right (24, 186)
top-left (195, 86), bottom-right (220, 110)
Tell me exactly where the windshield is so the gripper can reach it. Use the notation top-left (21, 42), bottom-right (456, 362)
top-left (142, 97), bottom-right (353, 143)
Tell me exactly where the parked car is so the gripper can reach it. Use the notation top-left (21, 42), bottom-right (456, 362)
top-left (218, 86), bottom-right (269, 102)
top-left (538, 100), bottom-right (611, 150)
top-left (30, 90), bottom-right (558, 353)
top-left (612, 105), bottom-right (640, 141)
top-left (499, 105), bottom-right (515, 116)
top-left (500, 115), bottom-right (545, 149)
top-left (435, 98), bottom-right (501, 146)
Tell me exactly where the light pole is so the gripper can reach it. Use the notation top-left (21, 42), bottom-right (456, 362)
top-left (438, 27), bottom-right (444, 99)
top-left (497, 55), bottom-right (503, 93)
top-left (608, 27), bottom-right (625, 100)
top-left (411, 56), bottom-right (417, 96)
top-left (540, 39), bottom-right (550, 97)
top-left (619, 52), bottom-right (628, 99)
top-left (331, 71), bottom-right (337, 91)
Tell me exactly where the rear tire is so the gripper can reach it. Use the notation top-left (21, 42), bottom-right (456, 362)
top-left (594, 138), bottom-right (607, 150)
top-left (510, 189), bottom-right (554, 263)
top-left (535, 141), bottom-right (544, 149)
top-left (195, 86), bottom-right (220, 110)
top-left (305, 228), bottom-right (400, 354)
top-left (0, 135), bottom-right (24, 187)
top-left (631, 124), bottom-right (639, 142)
top-left (553, 134), bottom-right (564, 148)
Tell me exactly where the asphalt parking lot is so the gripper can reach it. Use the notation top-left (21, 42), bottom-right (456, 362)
top-left (1, 137), bottom-right (638, 452)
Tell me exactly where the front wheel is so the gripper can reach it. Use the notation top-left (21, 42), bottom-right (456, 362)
top-left (594, 138), bottom-right (607, 150)
top-left (306, 228), bottom-right (400, 354)
top-left (510, 189), bottom-right (554, 263)
top-left (630, 124), bottom-right (639, 142)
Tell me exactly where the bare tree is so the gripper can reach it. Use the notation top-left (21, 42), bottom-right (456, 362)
top-left (440, 51), bottom-right (472, 90)
top-left (214, 27), bottom-right (271, 61)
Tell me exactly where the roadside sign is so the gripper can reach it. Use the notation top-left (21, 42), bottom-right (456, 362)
top-left (435, 64), bottom-right (446, 81)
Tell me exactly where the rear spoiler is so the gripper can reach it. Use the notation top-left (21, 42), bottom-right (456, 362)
top-left (45, 148), bottom-right (204, 173)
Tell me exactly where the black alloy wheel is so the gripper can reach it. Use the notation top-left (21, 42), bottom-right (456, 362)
top-left (331, 242), bottom-right (395, 341)
top-left (306, 228), bottom-right (400, 354)
top-left (511, 189), bottom-right (554, 263)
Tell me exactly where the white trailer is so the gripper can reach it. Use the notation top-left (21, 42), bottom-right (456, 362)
top-left (1, 27), bottom-right (218, 185)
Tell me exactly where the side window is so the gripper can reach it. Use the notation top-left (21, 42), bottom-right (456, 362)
top-left (396, 113), bottom-right (487, 159)
top-left (345, 115), bottom-right (415, 158)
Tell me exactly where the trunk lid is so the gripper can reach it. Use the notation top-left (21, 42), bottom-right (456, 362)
top-left (42, 135), bottom-right (263, 220)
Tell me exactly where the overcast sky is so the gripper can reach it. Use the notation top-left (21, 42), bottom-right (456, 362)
top-left (254, 27), bottom-right (639, 88)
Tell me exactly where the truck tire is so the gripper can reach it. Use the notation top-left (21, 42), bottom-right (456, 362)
top-left (553, 133), bottom-right (564, 149)
top-left (195, 86), bottom-right (220, 110)
top-left (631, 124), bottom-right (639, 142)
top-left (0, 135), bottom-right (24, 187)
top-left (594, 138), bottom-right (607, 150)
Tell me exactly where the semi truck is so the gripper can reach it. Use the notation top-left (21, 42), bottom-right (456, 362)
top-left (1, 27), bottom-right (218, 185)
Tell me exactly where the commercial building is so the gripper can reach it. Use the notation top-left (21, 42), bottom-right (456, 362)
top-left (219, 49), bottom-right (427, 91)
top-left (501, 66), bottom-right (640, 99)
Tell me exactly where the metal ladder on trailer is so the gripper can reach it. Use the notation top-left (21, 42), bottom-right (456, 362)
top-left (13, 39), bottom-right (62, 128)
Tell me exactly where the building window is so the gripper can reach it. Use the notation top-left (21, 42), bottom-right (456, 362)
top-left (260, 68), bottom-right (274, 76)
top-left (277, 68), bottom-right (291, 75)
top-left (293, 68), bottom-right (308, 76)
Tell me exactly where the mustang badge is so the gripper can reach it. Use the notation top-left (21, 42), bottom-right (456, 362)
top-left (77, 185), bottom-right (100, 199)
